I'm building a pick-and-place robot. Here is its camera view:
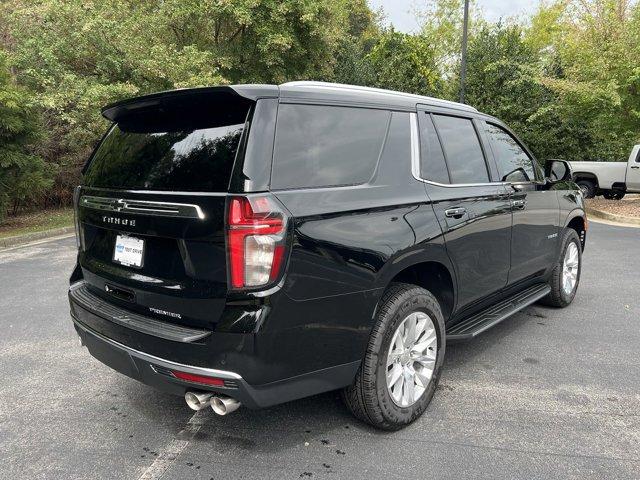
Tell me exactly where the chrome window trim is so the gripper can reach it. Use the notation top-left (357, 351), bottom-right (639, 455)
top-left (80, 195), bottom-right (205, 219)
top-left (409, 112), bottom-right (508, 188)
top-left (409, 112), bottom-right (422, 181)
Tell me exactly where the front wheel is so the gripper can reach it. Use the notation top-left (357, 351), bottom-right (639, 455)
top-left (342, 283), bottom-right (446, 430)
top-left (539, 229), bottom-right (582, 308)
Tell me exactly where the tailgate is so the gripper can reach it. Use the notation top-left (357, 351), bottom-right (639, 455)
top-left (77, 188), bottom-right (229, 329)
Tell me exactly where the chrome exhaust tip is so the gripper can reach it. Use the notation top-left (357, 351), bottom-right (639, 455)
top-left (211, 396), bottom-right (241, 416)
top-left (184, 391), bottom-right (214, 411)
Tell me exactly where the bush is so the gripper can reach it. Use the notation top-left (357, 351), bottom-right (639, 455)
top-left (0, 52), bottom-right (51, 222)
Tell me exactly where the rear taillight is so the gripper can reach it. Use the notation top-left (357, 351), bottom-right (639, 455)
top-left (227, 195), bottom-right (288, 289)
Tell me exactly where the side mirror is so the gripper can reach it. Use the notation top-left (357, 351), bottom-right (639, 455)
top-left (544, 159), bottom-right (572, 182)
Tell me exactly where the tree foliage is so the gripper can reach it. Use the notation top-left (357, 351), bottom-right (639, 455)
top-left (1, 0), bottom-right (357, 216)
top-left (1, 0), bottom-right (639, 221)
top-left (368, 30), bottom-right (443, 96)
top-left (435, 0), bottom-right (640, 161)
top-left (0, 52), bottom-right (51, 220)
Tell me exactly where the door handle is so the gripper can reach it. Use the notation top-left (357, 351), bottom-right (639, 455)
top-left (631, 166), bottom-right (639, 169)
top-left (511, 199), bottom-right (526, 209)
top-left (445, 207), bottom-right (467, 219)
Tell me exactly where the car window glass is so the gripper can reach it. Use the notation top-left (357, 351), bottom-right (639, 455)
top-left (376, 112), bottom-right (412, 184)
top-left (84, 123), bottom-right (244, 192)
top-left (486, 123), bottom-right (536, 182)
top-left (419, 114), bottom-right (449, 183)
top-left (271, 104), bottom-right (389, 189)
top-left (432, 115), bottom-right (489, 184)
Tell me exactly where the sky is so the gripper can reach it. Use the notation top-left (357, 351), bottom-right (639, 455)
top-left (368, 0), bottom-right (540, 33)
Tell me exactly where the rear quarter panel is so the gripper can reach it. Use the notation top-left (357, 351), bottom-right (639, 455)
top-left (267, 181), bottom-right (446, 374)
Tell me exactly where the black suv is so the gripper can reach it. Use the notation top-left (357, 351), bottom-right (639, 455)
top-left (69, 82), bottom-right (586, 430)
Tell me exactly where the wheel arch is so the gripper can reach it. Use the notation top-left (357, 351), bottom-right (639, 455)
top-left (573, 171), bottom-right (599, 187)
top-left (564, 209), bottom-right (587, 251)
top-left (375, 250), bottom-right (457, 322)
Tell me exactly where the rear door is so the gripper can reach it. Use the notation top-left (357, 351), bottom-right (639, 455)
top-left (77, 91), bottom-right (258, 330)
top-left (481, 121), bottom-right (560, 285)
top-left (417, 109), bottom-right (512, 310)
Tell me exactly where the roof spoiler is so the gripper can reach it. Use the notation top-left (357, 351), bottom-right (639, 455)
top-left (101, 85), bottom-right (279, 123)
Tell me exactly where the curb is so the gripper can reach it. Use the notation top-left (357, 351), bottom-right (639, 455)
top-left (0, 226), bottom-right (75, 249)
top-left (586, 207), bottom-right (640, 226)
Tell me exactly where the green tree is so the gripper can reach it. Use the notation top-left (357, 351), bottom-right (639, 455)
top-left (526, 0), bottom-right (640, 160)
top-left (368, 30), bottom-right (443, 96)
top-left (326, 0), bottom-right (379, 86)
top-left (3, 0), bottom-right (640, 212)
top-left (0, 52), bottom-right (51, 221)
top-left (3, 0), bottom-right (356, 205)
top-left (461, 24), bottom-right (565, 161)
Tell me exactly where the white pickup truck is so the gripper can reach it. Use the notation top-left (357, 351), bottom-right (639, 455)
top-left (570, 144), bottom-right (640, 199)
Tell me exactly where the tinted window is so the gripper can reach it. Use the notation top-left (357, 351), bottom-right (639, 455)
top-left (419, 113), bottom-right (449, 183)
top-left (271, 104), bottom-right (389, 189)
top-left (486, 123), bottom-right (535, 182)
top-left (376, 112), bottom-right (411, 184)
top-left (433, 115), bottom-right (489, 184)
top-left (85, 123), bottom-right (244, 191)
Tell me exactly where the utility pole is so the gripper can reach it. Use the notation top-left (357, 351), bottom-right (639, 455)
top-left (459, 0), bottom-right (470, 104)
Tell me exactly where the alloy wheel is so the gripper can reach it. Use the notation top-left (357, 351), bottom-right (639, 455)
top-left (386, 311), bottom-right (438, 407)
top-left (562, 242), bottom-right (579, 295)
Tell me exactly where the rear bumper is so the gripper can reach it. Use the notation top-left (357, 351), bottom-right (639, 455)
top-left (70, 308), bottom-right (360, 409)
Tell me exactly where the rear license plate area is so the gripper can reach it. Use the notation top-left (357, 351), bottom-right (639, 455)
top-left (113, 235), bottom-right (145, 268)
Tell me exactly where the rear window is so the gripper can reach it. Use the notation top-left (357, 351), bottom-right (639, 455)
top-left (271, 104), bottom-right (389, 189)
top-left (84, 111), bottom-right (248, 192)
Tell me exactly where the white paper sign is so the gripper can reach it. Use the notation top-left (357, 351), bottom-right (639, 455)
top-left (113, 235), bottom-right (144, 268)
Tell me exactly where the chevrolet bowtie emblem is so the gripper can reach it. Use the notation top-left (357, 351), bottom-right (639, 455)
top-left (111, 199), bottom-right (127, 212)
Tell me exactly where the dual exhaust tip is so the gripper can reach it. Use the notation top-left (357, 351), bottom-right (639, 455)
top-left (184, 391), bottom-right (241, 416)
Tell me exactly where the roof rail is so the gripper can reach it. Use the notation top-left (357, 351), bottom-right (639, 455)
top-left (280, 81), bottom-right (477, 112)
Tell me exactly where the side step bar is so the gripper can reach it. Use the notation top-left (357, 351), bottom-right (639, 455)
top-left (446, 283), bottom-right (551, 343)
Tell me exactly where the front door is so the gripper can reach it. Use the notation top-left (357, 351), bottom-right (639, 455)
top-left (481, 121), bottom-right (560, 285)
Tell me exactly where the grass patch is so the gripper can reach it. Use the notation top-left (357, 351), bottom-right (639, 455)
top-left (0, 208), bottom-right (74, 239)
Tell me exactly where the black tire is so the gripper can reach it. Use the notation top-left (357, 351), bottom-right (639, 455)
top-left (539, 229), bottom-right (582, 308)
top-left (602, 190), bottom-right (625, 200)
top-left (342, 283), bottom-right (446, 430)
top-left (576, 180), bottom-right (596, 198)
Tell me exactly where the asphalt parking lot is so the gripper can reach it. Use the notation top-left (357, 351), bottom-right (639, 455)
top-left (1, 221), bottom-right (639, 480)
